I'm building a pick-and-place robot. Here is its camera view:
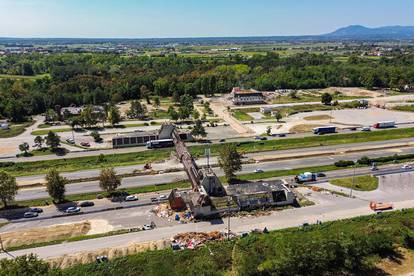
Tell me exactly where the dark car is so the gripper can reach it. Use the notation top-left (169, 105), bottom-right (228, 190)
top-left (219, 139), bottom-right (226, 143)
top-left (278, 134), bottom-right (286, 137)
top-left (316, 172), bottom-right (326, 177)
top-left (29, 207), bottom-right (43, 213)
top-left (79, 201), bottom-right (95, 207)
top-left (350, 127), bottom-right (357, 131)
top-left (260, 137), bottom-right (268, 141)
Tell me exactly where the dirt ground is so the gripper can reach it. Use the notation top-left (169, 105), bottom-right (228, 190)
top-left (303, 115), bottom-right (332, 121)
top-left (48, 239), bottom-right (170, 269)
top-left (289, 124), bottom-right (324, 133)
top-left (0, 222), bottom-right (91, 249)
top-left (378, 248), bottom-right (414, 275)
top-left (324, 87), bottom-right (382, 98)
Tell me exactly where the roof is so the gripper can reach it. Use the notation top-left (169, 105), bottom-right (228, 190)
top-left (226, 180), bottom-right (287, 196)
top-left (114, 130), bottom-right (159, 139)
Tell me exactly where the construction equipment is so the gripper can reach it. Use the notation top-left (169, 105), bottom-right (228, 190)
top-left (370, 201), bottom-right (393, 211)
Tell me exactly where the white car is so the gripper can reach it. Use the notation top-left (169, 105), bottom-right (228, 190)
top-left (65, 206), bottom-right (81, 213)
top-left (142, 223), bottom-right (155, 230)
top-left (158, 195), bottom-right (168, 200)
top-left (66, 138), bottom-right (75, 144)
top-left (254, 168), bottom-right (264, 173)
top-left (361, 126), bottom-right (371, 132)
top-left (125, 195), bottom-right (138, 202)
top-left (23, 211), bottom-right (38, 218)
top-left (402, 164), bottom-right (412, 170)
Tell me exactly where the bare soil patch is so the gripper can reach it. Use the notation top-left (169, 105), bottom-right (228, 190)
top-left (303, 115), bottom-right (333, 121)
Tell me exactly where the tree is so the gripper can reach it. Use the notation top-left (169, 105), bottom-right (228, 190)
top-left (154, 96), bottom-right (161, 108)
top-left (140, 85), bottom-right (151, 104)
top-left (191, 120), bottom-right (207, 138)
top-left (321, 93), bottom-right (333, 105)
top-left (80, 105), bottom-right (98, 128)
top-left (266, 126), bottom-right (272, 136)
top-left (91, 131), bottom-right (103, 143)
top-left (45, 169), bottom-right (67, 203)
top-left (218, 144), bottom-right (242, 183)
top-left (0, 171), bottom-right (17, 208)
top-left (178, 94), bottom-right (194, 119)
top-left (45, 131), bottom-right (60, 150)
top-left (107, 105), bottom-right (121, 126)
top-left (128, 100), bottom-right (147, 119)
top-left (275, 112), bottom-right (282, 122)
top-left (192, 109), bottom-right (200, 120)
top-left (45, 109), bottom-right (58, 123)
top-left (19, 142), bottom-right (30, 155)
top-left (99, 167), bottom-right (121, 193)
top-left (168, 106), bottom-right (179, 121)
top-left (0, 254), bottom-right (51, 275)
top-left (34, 136), bottom-right (44, 149)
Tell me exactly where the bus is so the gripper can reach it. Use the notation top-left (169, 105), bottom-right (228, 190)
top-left (313, 126), bottom-right (336, 135)
top-left (146, 139), bottom-right (174, 149)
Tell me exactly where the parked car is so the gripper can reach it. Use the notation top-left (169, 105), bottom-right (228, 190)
top-left (316, 172), bottom-right (326, 177)
top-left (150, 197), bottom-right (158, 203)
top-left (157, 195), bottom-right (168, 201)
top-left (219, 139), bottom-right (226, 143)
top-left (278, 133), bottom-right (287, 137)
top-left (66, 138), bottom-right (75, 144)
top-left (254, 136), bottom-right (262, 140)
top-left (23, 212), bottom-right (38, 218)
top-left (125, 195), bottom-right (138, 202)
top-left (350, 127), bottom-right (357, 131)
top-left (29, 207), bottom-right (43, 213)
top-left (79, 201), bottom-right (95, 207)
top-left (142, 221), bottom-right (156, 230)
top-left (260, 137), bottom-right (268, 141)
top-left (80, 142), bottom-right (90, 147)
top-left (361, 126), bottom-right (371, 132)
top-left (65, 206), bottom-right (81, 213)
top-left (402, 164), bottom-right (412, 170)
top-left (254, 168), bottom-right (264, 173)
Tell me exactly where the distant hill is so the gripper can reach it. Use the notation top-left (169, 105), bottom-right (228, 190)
top-left (325, 25), bottom-right (414, 39)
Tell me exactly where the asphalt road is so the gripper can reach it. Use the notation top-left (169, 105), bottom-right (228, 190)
top-left (6, 190), bottom-right (414, 261)
top-left (15, 144), bottom-right (414, 201)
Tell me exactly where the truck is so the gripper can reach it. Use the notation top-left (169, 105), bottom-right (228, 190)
top-left (295, 172), bottom-right (317, 183)
top-left (373, 121), bottom-right (395, 129)
top-left (313, 126), bottom-right (336, 135)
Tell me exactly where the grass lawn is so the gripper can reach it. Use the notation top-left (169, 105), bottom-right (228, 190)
top-left (231, 109), bottom-right (254, 121)
top-left (0, 122), bottom-right (34, 138)
top-left (330, 175), bottom-right (379, 191)
top-left (393, 105), bottom-right (414, 112)
top-left (31, 128), bottom-right (73, 136)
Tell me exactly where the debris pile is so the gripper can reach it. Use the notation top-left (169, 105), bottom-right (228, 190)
top-left (152, 203), bottom-right (174, 218)
top-left (171, 231), bottom-right (224, 250)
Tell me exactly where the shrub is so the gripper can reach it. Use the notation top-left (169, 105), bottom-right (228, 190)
top-left (334, 160), bottom-right (355, 167)
top-left (357, 156), bottom-right (371, 165)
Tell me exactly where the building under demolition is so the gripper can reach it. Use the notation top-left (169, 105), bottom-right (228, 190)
top-left (166, 124), bottom-right (295, 218)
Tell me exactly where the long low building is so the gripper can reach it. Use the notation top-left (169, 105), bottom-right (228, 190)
top-left (112, 128), bottom-right (193, 148)
top-left (232, 87), bottom-right (265, 105)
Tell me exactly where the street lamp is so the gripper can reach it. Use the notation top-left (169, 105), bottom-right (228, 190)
top-left (227, 196), bottom-right (231, 240)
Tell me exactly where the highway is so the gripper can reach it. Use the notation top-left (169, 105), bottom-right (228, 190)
top-left (14, 142), bottom-right (414, 201)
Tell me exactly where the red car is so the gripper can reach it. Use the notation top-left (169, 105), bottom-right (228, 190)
top-left (80, 142), bottom-right (90, 147)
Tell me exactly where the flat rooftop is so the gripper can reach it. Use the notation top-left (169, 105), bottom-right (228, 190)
top-left (226, 180), bottom-right (286, 195)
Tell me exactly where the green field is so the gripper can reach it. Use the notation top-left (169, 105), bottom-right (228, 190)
top-left (331, 175), bottom-right (379, 191)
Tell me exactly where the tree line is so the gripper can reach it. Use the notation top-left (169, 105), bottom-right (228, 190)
top-left (1, 52), bottom-right (414, 122)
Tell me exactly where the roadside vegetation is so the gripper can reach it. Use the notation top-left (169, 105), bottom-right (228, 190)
top-left (3, 127), bottom-right (414, 177)
top-left (392, 105), bottom-right (414, 112)
top-left (330, 175), bottom-right (379, 191)
top-left (5, 209), bottom-right (414, 275)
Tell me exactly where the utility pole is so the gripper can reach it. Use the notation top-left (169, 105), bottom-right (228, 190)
top-left (350, 161), bottom-right (356, 198)
top-left (227, 196), bottom-right (231, 240)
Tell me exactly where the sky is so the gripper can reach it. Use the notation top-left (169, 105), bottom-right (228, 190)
top-left (0, 0), bottom-right (414, 38)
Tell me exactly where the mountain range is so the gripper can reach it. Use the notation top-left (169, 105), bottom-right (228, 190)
top-left (1, 25), bottom-right (414, 45)
top-left (325, 25), bottom-right (414, 39)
